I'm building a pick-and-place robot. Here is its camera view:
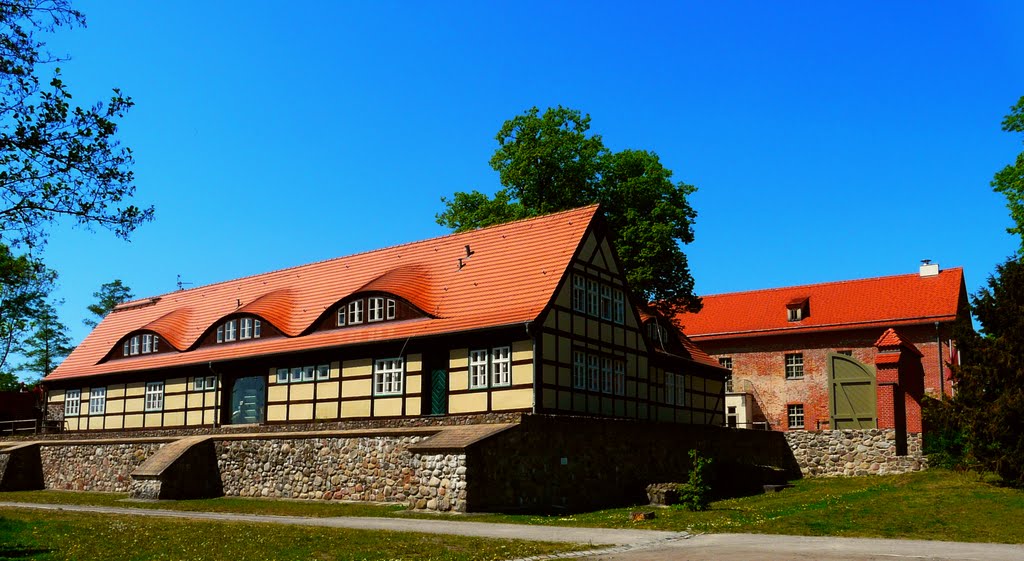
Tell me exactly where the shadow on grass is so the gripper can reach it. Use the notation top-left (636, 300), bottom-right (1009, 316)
top-left (0, 545), bottom-right (53, 560)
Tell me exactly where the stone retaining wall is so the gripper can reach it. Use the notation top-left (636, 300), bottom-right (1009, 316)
top-left (785, 429), bottom-right (926, 477)
top-left (39, 442), bottom-right (164, 492)
top-left (215, 436), bottom-right (467, 512)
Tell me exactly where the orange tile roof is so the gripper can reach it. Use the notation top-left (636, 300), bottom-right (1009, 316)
top-left (874, 328), bottom-right (923, 357)
top-left (677, 268), bottom-right (966, 341)
top-left (47, 206), bottom-right (601, 382)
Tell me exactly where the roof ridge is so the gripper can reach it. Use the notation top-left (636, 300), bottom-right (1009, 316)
top-left (697, 267), bottom-right (963, 299)
top-left (142, 205), bottom-right (602, 300)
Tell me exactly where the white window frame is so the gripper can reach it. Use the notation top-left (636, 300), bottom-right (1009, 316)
top-left (491, 346), bottom-right (511, 387)
top-left (129, 335), bottom-right (140, 355)
top-left (675, 373), bottom-right (686, 406)
top-left (277, 368), bottom-right (289, 383)
top-left (290, 367), bottom-right (303, 383)
top-left (368, 297), bottom-right (385, 322)
top-left (205, 376), bottom-right (216, 390)
top-left (785, 353), bottom-right (803, 379)
top-left (349, 300), bottom-right (364, 324)
top-left (253, 320), bottom-right (261, 338)
top-left (89, 387), bottom-right (106, 415)
top-left (587, 279), bottom-right (600, 316)
top-left (572, 275), bottom-right (587, 313)
top-left (301, 365), bottom-right (315, 382)
top-left (600, 285), bottom-right (613, 321)
top-left (573, 351), bottom-right (586, 389)
top-left (145, 382), bottom-right (164, 412)
top-left (223, 319), bottom-right (237, 342)
top-left (587, 354), bottom-right (600, 392)
top-left (373, 357), bottom-right (404, 395)
top-left (216, 324), bottom-right (224, 343)
top-left (64, 389), bottom-right (81, 416)
top-left (601, 357), bottom-right (613, 394)
top-left (612, 289), bottom-right (625, 324)
top-left (337, 307), bottom-right (347, 326)
top-left (142, 333), bottom-right (153, 354)
top-left (240, 317), bottom-right (253, 339)
top-left (194, 377), bottom-right (206, 391)
top-left (123, 340), bottom-right (130, 356)
top-left (152, 334), bottom-right (160, 352)
top-left (665, 373), bottom-right (676, 405)
top-left (315, 364), bottom-right (330, 380)
top-left (469, 349), bottom-right (489, 389)
top-left (788, 403), bottom-right (805, 429)
top-left (386, 298), bottom-right (396, 320)
top-left (613, 360), bottom-right (625, 396)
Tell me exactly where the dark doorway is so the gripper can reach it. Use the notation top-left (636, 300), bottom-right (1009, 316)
top-left (229, 376), bottom-right (266, 425)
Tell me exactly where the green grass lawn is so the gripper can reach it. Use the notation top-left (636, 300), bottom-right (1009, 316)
top-left (0, 508), bottom-right (588, 561)
top-left (2, 468), bottom-right (1023, 549)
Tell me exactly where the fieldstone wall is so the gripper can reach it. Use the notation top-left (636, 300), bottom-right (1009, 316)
top-left (786, 429), bottom-right (926, 477)
top-left (39, 442), bottom-right (164, 492)
top-left (215, 436), bottom-right (467, 512)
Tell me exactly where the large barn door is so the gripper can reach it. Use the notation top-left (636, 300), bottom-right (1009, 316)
top-left (827, 353), bottom-right (877, 429)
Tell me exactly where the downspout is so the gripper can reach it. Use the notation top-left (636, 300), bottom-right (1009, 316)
top-left (526, 321), bottom-right (536, 415)
top-left (208, 362), bottom-right (222, 428)
top-left (935, 322), bottom-right (943, 400)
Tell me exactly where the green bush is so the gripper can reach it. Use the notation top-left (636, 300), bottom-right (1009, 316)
top-left (674, 449), bottom-right (712, 511)
top-left (922, 396), bottom-right (967, 470)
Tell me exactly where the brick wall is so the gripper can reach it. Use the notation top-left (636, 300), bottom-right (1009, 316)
top-left (702, 325), bottom-right (952, 431)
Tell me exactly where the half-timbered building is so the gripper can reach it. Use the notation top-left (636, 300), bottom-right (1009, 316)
top-left (44, 206), bottom-right (726, 431)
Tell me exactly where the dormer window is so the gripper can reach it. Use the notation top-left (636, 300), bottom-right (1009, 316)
top-left (647, 321), bottom-right (669, 344)
top-left (786, 297), bottom-right (809, 322)
top-left (216, 317), bottom-right (261, 343)
top-left (349, 300), bottom-right (364, 324)
top-left (335, 294), bottom-right (406, 330)
top-left (122, 333), bottom-right (160, 357)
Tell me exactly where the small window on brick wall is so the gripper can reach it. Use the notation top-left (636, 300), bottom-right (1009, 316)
top-left (788, 403), bottom-right (805, 429)
top-left (785, 353), bottom-right (803, 379)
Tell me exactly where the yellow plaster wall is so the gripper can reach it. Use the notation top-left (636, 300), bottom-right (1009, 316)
top-left (289, 403), bottom-right (313, 420)
top-left (491, 388), bottom-right (531, 410)
top-left (405, 397), bottom-right (421, 414)
top-left (406, 374), bottom-right (422, 394)
top-left (449, 392), bottom-right (487, 414)
top-left (316, 401), bottom-right (338, 419)
top-left (163, 411), bottom-right (185, 426)
top-left (124, 396), bottom-right (144, 414)
top-left (342, 399), bottom-right (370, 418)
top-left (144, 413), bottom-right (162, 427)
top-left (343, 379), bottom-right (371, 397)
top-left (373, 397), bottom-right (402, 417)
top-left (289, 384), bottom-right (314, 401)
top-left (164, 394), bottom-right (185, 411)
top-left (316, 380), bottom-right (340, 399)
top-left (267, 404), bottom-right (287, 421)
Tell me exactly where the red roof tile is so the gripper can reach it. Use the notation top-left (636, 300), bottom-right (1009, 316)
top-left (677, 268), bottom-right (966, 341)
top-left (47, 206), bottom-right (600, 382)
top-left (874, 328), bottom-right (923, 357)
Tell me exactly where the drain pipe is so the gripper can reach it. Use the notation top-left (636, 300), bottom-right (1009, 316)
top-left (935, 322), bottom-right (944, 400)
top-left (208, 361), bottom-right (222, 427)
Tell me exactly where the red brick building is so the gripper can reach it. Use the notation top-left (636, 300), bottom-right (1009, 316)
top-left (676, 263), bottom-right (969, 433)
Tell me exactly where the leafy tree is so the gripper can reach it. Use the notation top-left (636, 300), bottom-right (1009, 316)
top-left (949, 257), bottom-right (1024, 486)
top-left (992, 95), bottom-right (1024, 253)
top-left (0, 243), bottom-right (54, 379)
top-left (0, 0), bottom-right (152, 249)
top-left (83, 278), bottom-right (132, 328)
top-left (17, 298), bottom-right (73, 380)
top-left (438, 106), bottom-right (701, 313)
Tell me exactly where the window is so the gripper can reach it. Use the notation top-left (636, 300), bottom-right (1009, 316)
top-left (587, 354), bottom-right (600, 392)
top-left (727, 405), bottom-right (738, 428)
top-left (240, 318), bottom-right (254, 339)
top-left (788, 404), bottom-right (805, 429)
top-left (572, 275), bottom-right (587, 313)
top-left (665, 374), bottom-right (676, 405)
top-left (123, 340), bottom-right (129, 356)
top-left (129, 335), bottom-right (140, 355)
top-left (718, 357), bottom-right (732, 370)
top-left (254, 320), bottom-right (261, 338)
top-left (89, 387), bottom-right (106, 415)
top-left (613, 360), bottom-right (625, 396)
top-left (374, 357), bottom-right (404, 395)
top-left (205, 376), bottom-right (216, 390)
top-left (337, 307), bottom-right (347, 326)
top-left (648, 322), bottom-right (669, 345)
top-left (386, 299), bottom-right (396, 320)
top-left (194, 377), bottom-right (205, 391)
top-left (612, 289), bottom-right (625, 324)
top-left (600, 285), bottom-right (613, 320)
top-left (277, 364), bottom-right (329, 383)
top-left (587, 279), bottom-right (599, 316)
top-left (216, 325), bottom-right (224, 343)
top-left (785, 353), bottom-right (803, 379)
top-left (224, 320), bottom-right (237, 342)
top-left (469, 349), bottom-right (488, 389)
top-left (675, 373), bottom-right (686, 406)
top-left (64, 389), bottom-right (81, 416)
top-left (491, 346), bottom-right (511, 387)
top-left (145, 382), bottom-right (164, 411)
top-left (573, 351), bottom-right (586, 389)
top-left (368, 297), bottom-right (385, 322)
top-left (601, 357), bottom-right (613, 394)
top-left (838, 350), bottom-right (853, 356)
top-left (787, 307), bottom-right (802, 322)
top-left (142, 334), bottom-right (153, 353)
top-left (349, 300), bottom-right (364, 324)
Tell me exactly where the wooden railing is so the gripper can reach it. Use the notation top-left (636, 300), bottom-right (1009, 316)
top-left (0, 418), bottom-right (62, 435)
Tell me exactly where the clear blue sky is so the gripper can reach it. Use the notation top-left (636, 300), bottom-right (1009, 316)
top-left (34, 0), bottom-right (1024, 349)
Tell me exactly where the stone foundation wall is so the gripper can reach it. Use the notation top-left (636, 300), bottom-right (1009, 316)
top-left (39, 443), bottom-right (164, 492)
top-left (785, 429), bottom-right (926, 477)
top-left (215, 436), bottom-right (467, 512)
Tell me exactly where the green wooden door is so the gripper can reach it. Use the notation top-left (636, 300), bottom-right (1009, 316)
top-left (828, 353), bottom-right (877, 429)
top-left (429, 369), bottom-right (447, 416)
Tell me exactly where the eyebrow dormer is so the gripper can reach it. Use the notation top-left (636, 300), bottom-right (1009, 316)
top-left (119, 331), bottom-right (163, 357)
top-left (333, 293), bottom-right (425, 328)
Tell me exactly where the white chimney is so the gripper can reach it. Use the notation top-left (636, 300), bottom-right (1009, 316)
top-left (920, 259), bottom-right (939, 277)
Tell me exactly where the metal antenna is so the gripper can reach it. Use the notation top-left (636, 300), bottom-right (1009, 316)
top-left (176, 274), bottom-right (194, 291)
